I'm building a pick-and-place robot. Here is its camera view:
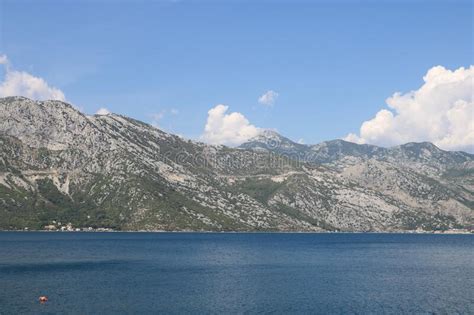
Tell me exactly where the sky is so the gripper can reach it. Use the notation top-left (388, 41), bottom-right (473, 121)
top-left (0, 0), bottom-right (473, 151)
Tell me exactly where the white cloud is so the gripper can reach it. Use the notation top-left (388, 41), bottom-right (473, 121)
top-left (96, 107), bottom-right (111, 115)
top-left (344, 65), bottom-right (474, 152)
top-left (258, 90), bottom-right (278, 107)
top-left (0, 54), bottom-right (66, 101)
top-left (0, 54), bottom-right (9, 66)
top-left (170, 108), bottom-right (179, 115)
top-left (201, 104), bottom-right (261, 146)
top-left (151, 111), bottom-right (165, 128)
top-left (149, 108), bottom-right (179, 129)
top-left (343, 133), bottom-right (365, 144)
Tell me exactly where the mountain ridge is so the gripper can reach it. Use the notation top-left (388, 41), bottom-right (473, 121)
top-left (240, 131), bottom-right (473, 164)
top-left (1, 96), bottom-right (473, 232)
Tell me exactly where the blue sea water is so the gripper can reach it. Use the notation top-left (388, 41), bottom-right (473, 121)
top-left (0, 232), bottom-right (473, 314)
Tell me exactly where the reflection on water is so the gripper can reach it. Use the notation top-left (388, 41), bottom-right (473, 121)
top-left (0, 232), bottom-right (473, 314)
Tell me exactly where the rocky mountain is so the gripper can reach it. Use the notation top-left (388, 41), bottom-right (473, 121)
top-left (0, 96), bottom-right (473, 232)
top-left (241, 131), bottom-right (472, 168)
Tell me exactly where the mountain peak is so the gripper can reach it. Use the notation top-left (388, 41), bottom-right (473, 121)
top-left (0, 97), bottom-right (96, 150)
top-left (1, 95), bottom-right (31, 103)
top-left (240, 130), bottom-right (306, 153)
top-left (249, 129), bottom-right (286, 142)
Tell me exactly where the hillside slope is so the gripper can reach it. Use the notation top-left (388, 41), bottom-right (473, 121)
top-left (1, 96), bottom-right (472, 231)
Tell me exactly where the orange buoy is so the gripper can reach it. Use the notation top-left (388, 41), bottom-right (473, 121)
top-left (39, 296), bottom-right (48, 303)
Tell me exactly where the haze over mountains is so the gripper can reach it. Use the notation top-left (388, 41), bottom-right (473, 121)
top-left (0, 96), bottom-right (472, 231)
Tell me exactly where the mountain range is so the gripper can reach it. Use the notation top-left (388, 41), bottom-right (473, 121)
top-left (0, 96), bottom-right (472, 231)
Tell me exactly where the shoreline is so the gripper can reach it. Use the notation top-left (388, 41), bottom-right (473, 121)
top-left (0, 229), bottom-right (472, 235)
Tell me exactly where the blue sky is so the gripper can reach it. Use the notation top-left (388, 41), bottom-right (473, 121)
top-left (0, 0), bottom-right (472, 149)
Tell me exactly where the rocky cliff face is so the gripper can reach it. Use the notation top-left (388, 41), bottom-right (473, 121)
top-left (1, 96), bottom-right (472, 231)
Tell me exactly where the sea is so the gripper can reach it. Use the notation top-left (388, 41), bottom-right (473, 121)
top-left (0, 232), bottom-right (473, 314)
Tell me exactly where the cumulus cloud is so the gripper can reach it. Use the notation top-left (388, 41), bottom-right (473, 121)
top-left (344, 132), bottom-right (365, 144)
top-left (344, 65), bottom-right (474, 152)
top-left (0, 54), bottom-right (66, 101)
top-left (201, 104), bottom-right (261, 146)
top-left (96, 107), bottom-right (111, 116)
top-left (258, 90), bottom-right (278, 107)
